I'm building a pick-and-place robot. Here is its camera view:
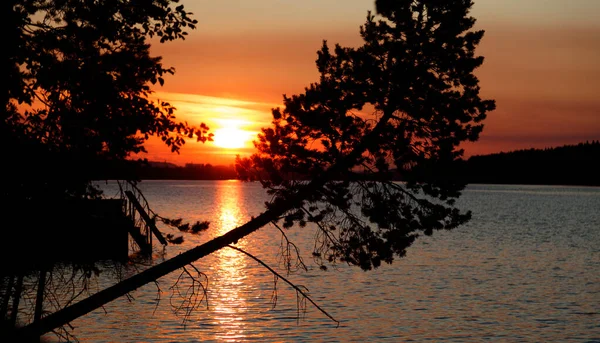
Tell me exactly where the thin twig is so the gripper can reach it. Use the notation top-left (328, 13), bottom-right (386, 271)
top-left (226, 245), bottom-right (339, 327)
top-left (270, 221), bottom-right (308, 273)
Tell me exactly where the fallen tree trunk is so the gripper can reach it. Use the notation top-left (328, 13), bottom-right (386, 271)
top-left (16, 195), bottom-right (303, 339)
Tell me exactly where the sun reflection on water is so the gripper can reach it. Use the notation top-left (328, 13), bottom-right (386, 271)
top-left (210, 181), bottom-right (251, 342)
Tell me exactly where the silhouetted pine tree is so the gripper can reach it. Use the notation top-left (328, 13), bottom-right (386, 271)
top-left (238, 0), bottom-right (495, 270)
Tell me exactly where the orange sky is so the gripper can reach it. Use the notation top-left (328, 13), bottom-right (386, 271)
top-left (142, 0), bottom-right (600, 166)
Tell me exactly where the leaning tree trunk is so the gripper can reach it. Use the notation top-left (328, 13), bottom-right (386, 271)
top-left (14, 112), bottom-right (394, 340)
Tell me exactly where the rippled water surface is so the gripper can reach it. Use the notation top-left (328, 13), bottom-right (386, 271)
top-left (47, 181), bottom-right (600, 342)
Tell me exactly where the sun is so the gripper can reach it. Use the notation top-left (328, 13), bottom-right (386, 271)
top-left (212, 127), bottom-right (249, 149)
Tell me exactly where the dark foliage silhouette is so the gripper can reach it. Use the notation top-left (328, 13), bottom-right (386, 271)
top-left (2, 0), bottom-right (210, 204)
top-left (1, 0), bottom-right (212, 270)
top-left (237, 0), bottom-right (495, 270)
top-left (1, 1), bottom-right (209, 339)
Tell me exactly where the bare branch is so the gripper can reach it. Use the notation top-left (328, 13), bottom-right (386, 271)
top-left (270, 221), bottom-right (308, 274)
top-left (226, 245), bottom-right (339, 327)
top-left (168, 264), bottom-right (209, 326)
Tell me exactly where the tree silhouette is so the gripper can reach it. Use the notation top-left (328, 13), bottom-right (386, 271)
top-left (10, 0), bottom-right (496, 339)
top-left (1, 1), bottom-right (209, 338)
top-left (2, 0), bottom-right (210, 202)
top-left (238, 0), bottom-right (495, 270)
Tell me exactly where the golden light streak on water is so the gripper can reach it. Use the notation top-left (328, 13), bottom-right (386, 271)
top-left (210, 181), bottom-right (250, 342)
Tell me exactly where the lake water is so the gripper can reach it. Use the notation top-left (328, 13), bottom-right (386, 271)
top-left (44, 181), bottom-right (600, 342)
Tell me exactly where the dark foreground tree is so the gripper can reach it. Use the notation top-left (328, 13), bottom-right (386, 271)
top-left (2, 0), bottom-right (210, 203)
top-left (1, 0), bottom-right (210, 339)
top-left (237, 0), bottom-right (495, 270)
top-left (10, 0), bottom-right (495, 340)
top-left (1, 0), bottom-right (211, 273)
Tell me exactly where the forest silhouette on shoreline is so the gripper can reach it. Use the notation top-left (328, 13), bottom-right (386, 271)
top-left (460, 140), bottom-right (600, 187)
top-left (98, 141), bottom-right (600, 186)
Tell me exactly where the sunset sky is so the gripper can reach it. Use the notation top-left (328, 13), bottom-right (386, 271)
top-left (143, 0), bottom-right (600, 166)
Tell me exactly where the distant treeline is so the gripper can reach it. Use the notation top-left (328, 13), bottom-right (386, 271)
top-left (461, 141), bottom-right (600, 186)
top-left (140, 163), bottom-right (238, 180)
top-left (94, 141), bottom-right (600, 186)
top-left (94, 161), bottom-right (238, 180)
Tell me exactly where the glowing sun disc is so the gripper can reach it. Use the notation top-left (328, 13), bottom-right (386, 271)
top-left (213, 127), bottom-right (248, 149)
